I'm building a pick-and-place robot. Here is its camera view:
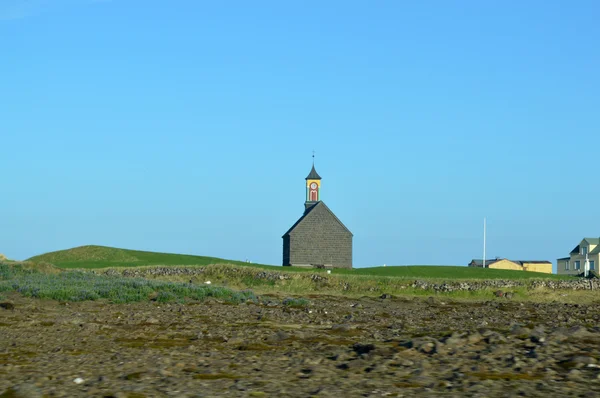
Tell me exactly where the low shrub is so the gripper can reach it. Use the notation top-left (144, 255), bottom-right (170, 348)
top-left (0, 262), bottom-right (256, 304)
top-left (283, 297), bottom-right (310, 307)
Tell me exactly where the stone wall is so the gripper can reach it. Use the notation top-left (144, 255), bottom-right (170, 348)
top-left (95, 266), bottom-right (600, 292)
top-left (410, 278), bottom-right (600, 292)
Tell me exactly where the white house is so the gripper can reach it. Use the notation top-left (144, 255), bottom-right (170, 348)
top-left (557, 237), bottom-right (599, 276)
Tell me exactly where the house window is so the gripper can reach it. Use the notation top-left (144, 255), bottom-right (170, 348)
top-left (582, 246), bottom-right (588, 255)
top-left (575, 260), bottom-right (581, 270)
top-left (590, 261), bottom-right (595, 270)
top-left (565, 261), bottom-right (569, 270)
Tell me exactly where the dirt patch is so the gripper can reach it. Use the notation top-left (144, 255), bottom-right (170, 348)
top-left (1, 293), bottom-right (600, 396)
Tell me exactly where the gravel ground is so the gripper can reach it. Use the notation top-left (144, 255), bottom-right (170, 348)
top-left (1, 293), bottom-right (600, 397)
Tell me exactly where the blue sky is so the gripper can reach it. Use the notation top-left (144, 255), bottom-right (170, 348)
top-left (2, 1), bottom-right (599, 270)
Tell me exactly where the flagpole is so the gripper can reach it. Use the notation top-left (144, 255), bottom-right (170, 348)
top-left (483, 218), bottom-right (486, 268)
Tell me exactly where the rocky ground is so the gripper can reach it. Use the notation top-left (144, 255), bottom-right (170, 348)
top-left (1, 293), bottom-right (600, 397)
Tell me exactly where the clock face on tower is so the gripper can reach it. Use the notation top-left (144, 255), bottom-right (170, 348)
top-left (310, 182), bottom-right (317, 190)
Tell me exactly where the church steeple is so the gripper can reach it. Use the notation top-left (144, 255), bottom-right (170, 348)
top-left (283, 154), bottom-right (353, 269)
top-left (305, 157), bottom-right (321, 209)
top-left (306, 164), bottom-right (321, 180)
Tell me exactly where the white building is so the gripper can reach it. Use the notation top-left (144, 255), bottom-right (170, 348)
top-left (557, 237), bottom-right (599, 276)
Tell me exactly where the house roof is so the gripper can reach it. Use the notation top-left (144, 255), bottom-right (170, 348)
top-left (569, 239), bottom-right (600, 255)
top-left (469, 259), bottom-right (551, 266)
top-left (305, 165), bottom-right (322, 180)
top-left (557, 257), bottom-right (570, 261)
top-left (469, 259), bottom-right (501, 266)
top-left (282, 201), bottom-right (352, 237)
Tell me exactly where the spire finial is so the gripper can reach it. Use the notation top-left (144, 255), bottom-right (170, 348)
top-left (312, 150), bottom-right (315, 165)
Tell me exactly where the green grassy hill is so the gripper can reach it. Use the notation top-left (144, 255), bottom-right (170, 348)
top-left (25, 245), bottom-right (571, 280)
top-left (335, 265), bottom-right (569, 280)
top-left (27, 245), bottom-right (268, 269)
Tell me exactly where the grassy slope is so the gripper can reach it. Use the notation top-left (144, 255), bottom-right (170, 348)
top-left (27, 245), bottom-right (272, 269)
top-left (26, 245), bottom-right (571, 280)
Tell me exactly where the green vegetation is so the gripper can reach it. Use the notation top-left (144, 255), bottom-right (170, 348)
top-left (19, 245), bottom-right (581, 302)
top-left (282, 297), bottom-right (310, 307)
top-left (27, 245), bottom-right (275, 269)
top-left (27, 245), bottom-right (571, 281)
top-left (1, 256), bottom-right (590, 304)
top-left (85, 262), bottom-right (589, 303)
top-left (0, 262), bottom-right (256, 304)
top-left (333, 265), bottom-right (571, 280)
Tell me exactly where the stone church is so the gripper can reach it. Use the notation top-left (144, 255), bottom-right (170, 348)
top-left (282, 163), bottom-right (353, 268)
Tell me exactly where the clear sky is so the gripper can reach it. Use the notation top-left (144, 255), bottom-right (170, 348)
top-left (2, 1), bottom-right (599, 270)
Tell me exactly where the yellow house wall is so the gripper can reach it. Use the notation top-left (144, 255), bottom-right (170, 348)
top-left (488, 259), bottom-right (522, 271)
top-left (522, 262), bottom-right (552, 274)
top-left (306, 179), bottom-right (321, 188)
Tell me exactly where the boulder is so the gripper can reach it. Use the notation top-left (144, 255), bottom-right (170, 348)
top-left (1, 383), bottom-right (42, 398)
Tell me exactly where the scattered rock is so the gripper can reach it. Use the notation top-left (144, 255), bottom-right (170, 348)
top-left (569, 326), bottom-right (595, 339)
top-left (418, 341), bottom-right (437, 354)
top-left (2, 289), bottom-right (600, 397)
top-left (567, 369), bottom-right (583, 381)
top-left (352, 343), bottom-right (375, 355)
top-left (466, 332), bottom-right (483, 345)
top-left (510, 325), bottom-right (532, 339)
top-left (443, 333), bottom-right (465, 347)
top-left (1, 383), bottom-right (42, 398)
top-left (548, 327), bottom-right (571, 342)
top-left (267, 331), bottom-right (290, 342)
top-left (331, 324), bottom-right (354, 334)
top-left (561, 356), bottom-right (598, 369)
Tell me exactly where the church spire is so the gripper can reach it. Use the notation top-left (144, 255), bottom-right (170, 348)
top-left (305, 156), bottom-right (321, 209)
top-left (306, 151), bottom-right (321, 180)
top-left (305, 164), bottom-right (321, 180)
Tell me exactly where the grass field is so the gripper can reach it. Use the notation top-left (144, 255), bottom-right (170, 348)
top-left (334, 265), bottom-right (570, 280)
top-left (8, 246), bottom-right (593, 303)
top-left (26, 245), bottom-right (572, 281)
top-left (27, 245), bottom-right (273, 270)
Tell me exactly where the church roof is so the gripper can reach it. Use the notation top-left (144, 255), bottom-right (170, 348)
top-left (282, 201), bottom-right (353, 237)
top-left (305, 165), bottom-right (321, 180)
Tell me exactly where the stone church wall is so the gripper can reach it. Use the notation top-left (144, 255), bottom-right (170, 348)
top-left (285, 204), bottom-right (352, 269)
